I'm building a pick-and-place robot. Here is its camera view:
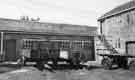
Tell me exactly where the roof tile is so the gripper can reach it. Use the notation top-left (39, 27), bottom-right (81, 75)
top-left (0, 18), bottom-right (97, 36)
top-left (98, 0), bottom-right (135, 20)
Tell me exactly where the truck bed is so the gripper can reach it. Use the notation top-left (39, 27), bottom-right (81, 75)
top-left (98, 53), bottom-right (135, 58)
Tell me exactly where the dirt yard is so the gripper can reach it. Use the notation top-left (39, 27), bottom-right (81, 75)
top-left (0, 66), bottom-right (135, 80)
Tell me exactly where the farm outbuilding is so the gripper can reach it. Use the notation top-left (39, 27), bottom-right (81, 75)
top-left (97, 0), bottom-right (135, 69)
top-left (0, 18), bottom-right (97, 63)
top-left (97, 0), bottom-right (135, 55)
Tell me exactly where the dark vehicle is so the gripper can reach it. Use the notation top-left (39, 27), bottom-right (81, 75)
top-left (97, 35), bottom-right (135, 70)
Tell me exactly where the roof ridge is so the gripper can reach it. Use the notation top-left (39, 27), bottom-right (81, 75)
top-left (0, 17), bottom-right (95, 27)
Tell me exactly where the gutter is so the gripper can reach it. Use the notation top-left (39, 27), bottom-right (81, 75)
top-left (0, 32), bottom-right (4, 61)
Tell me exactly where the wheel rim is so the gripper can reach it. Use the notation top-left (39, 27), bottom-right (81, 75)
top-left (102, 58), bottom-right (112, 69)
top-left (129, 62), bottom-right (135, 70)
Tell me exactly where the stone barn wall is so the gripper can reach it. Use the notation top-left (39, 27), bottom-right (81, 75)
top-left (100, 9), bottom-right (135, 54)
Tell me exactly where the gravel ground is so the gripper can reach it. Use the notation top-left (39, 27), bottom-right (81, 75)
top-left (0, 66), bottom-right (135, 80)
top-left (0, 64), bottom-right (21, 74)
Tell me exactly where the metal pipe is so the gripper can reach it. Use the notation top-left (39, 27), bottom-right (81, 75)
top-left (1, 32), bottom-right (3, 54)
top-left (0, 32), bottom-right (4, 61)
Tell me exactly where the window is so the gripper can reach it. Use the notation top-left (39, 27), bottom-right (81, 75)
top-left (115, 38), bottom-right (121, 48)
top-left (22, 39), bottom-right (40, 49)
top-left (83, 41), bottom-right (92, 49)
top-left (71, 41), bottom-right (83, 49)
top-left (50, 40), bottom-right (70, 49)
top-left (118, 38), bottom-right (121, 48)
top-left (22, 39), bottom-right (93, 50)
top-left (61, 40), bottom-right (70, 49)
top-left (23, 40), bottom-right (33, 49)
top-left (127, 14), bottom-right (130, 24)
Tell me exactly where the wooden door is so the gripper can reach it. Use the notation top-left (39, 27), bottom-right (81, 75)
top-left (126, 42), bottom-right (135, 56)
top-left (4, 40), bottom-right (16, 61)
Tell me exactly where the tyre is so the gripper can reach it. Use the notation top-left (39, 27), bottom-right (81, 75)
top-left (101, 58), bottom-right (112, 70)
top-left (69, 59), bottom-right (80, 69)
top-left (117, 58), bottom-right (127, 69)
top-left (52, 59), bottom-right (57, 66)
top-left (129, 60), bottom-right (135, 71)
top-left (36, 61), bottom-right (45, 71)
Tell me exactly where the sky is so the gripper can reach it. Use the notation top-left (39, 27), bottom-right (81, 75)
top-left (0, 0), bottom-right (131, 26)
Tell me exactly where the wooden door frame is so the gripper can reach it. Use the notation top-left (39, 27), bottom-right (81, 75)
top-left (126, 41), bottom-right (135, 54)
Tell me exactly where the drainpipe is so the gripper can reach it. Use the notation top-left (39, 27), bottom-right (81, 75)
top-left (0, 32), bottom-right (4, 61)
top-left (100, 21), bottom-right (103, 35)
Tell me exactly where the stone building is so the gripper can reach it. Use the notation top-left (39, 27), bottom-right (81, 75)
top-left (0, 18), bottom-right (97, 62)
top-left (97, 0), bottom-right (135, 56)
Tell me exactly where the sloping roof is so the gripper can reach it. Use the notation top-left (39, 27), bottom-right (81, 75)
top-left (0, 18), bottom-right (97, 36)
top-left (98, 0), bottom-right (135, 21)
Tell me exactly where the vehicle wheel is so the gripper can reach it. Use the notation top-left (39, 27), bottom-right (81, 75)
top-left (129, 60), bottom-right (135, 71)
top-left (52, 59), bottom-right (57, 66)
top-left (70, 59), bottom-right (79, 69)
top-left (118, 58), bottom-right (127, 69)
top-left (36, 61), bottom-right (45, 71)
top-left (101, 58), bottom-right (112, 70)
top-left (76, 59), bottom-right (81, 65)
top-left (23, 60), bottom-right (26, 66)
top-left (68, 59), bottom-right (74, 67)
